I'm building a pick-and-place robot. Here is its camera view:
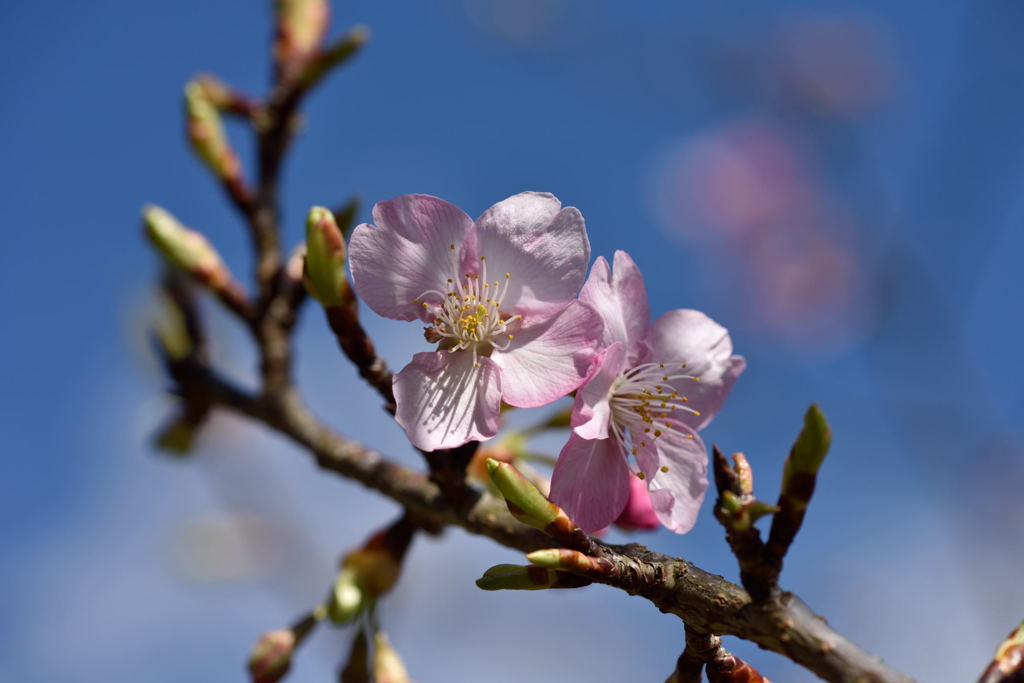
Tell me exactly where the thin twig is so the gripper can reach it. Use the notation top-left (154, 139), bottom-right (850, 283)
top-left (168, 356), bottom-right (912, 683)
top-left (323, 304), bottom-right (394, 409)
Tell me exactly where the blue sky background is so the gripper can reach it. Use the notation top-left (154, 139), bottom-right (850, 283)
top-left (2, 1), bottom-right (1023, 681)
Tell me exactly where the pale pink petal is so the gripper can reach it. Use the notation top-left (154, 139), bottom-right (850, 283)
top-left (349, 195), bottom-right (474, 322)
top-left (647, 309), bottom-right (745, 430)
top-left (579, 250), bottom-right (650, 364)
top-left (490, 300), bottom-right (601, 408)
top-left (550, 433), bottom-right (631, 533)
top-left (475, 192), bottom-right (590, 318)
top-left (393, 351), bottom-right (502, 451)
top-left (571, 342), bottom-right (626, 440)
top-left (646, 421), bottom-right (708, 534)
top-left (614, 476), bottom-right (660, 531)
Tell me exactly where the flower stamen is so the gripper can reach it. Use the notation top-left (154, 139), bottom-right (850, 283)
top-left (412, 245), bottom-right (520, 359)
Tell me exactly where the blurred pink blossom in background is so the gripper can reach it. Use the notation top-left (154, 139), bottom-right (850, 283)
top-left (652, 119), bottom-right (874, 354)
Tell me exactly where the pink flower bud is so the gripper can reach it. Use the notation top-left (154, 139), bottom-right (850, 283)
top-left (614, 475), bottom-right (660, 531)
top-left (247, 629), bottom-right (296, 683)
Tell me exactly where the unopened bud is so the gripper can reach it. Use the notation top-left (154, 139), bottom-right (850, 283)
top-left (342, 547), bottom-right (399, 598)
top-left (192, 73), bottom-right (233, 109)
top-left (328, 518), bottom-right (413, 623)
top-left (328, 566), bottom-right (366, 625)
top-left (303, 206), bottom-right (349, 307)
top-left (732, 453), bottom-right (753, 496)
top-left (787, 404), bottom-right (832, 477)
top-left (275, 0), bottom-right (329, 78)
top-left (486, 458), bottom-right (573, 535)
top-left (980, 620), bottom-right (1024, 682)
top-left (143, 205), bottom-right (231, 290)
top-left (154, 407), bottom-right (207, 454)
top-left (475, 563), bottom-right (592, 591)
top-left (184, 80), bottom-right (241, 181)
top-left (372, 632), bottom-right (412, 683)
top-left (614, 474), bottom-right (660, 531)
top-left (525, 548), bottom-right (613, 576)
top-left (467, 434), bottom-right (524, 489)
top-left (706, 651), bottom-right (774, 683)
top-left (248, 629), bottom-right (295, 683)
top-left (153, 289), bottom-right (195, 361)
top-left (777, 404), bottom-right (832, 514)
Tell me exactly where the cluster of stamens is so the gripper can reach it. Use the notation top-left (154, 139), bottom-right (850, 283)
top-left (413, 247), bottom-right (522, 367)
top-left (608, 362), bottom-right (702, 479)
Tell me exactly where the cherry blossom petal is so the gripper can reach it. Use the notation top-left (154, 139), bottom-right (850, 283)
top-left (550, 433), bottom-right (631, 533)
top-left (571, 342), bottom-right (626, 440)
top-left (475, 192), bottom-right (590, 318)
top-left (349, 195), bottom-right (474, 322)
top-left (393, 351), bottom-right (502, 451)
top-left (579, 250), bottom-right (650, 364)
top-left (647, 309), bottom-right (745, 430)
top-left (614, 475), bottom-right (661, 531)
top-left (490, 300), bottom-right (601, 408)
top-left (645, 421), bottom-right (708, 534)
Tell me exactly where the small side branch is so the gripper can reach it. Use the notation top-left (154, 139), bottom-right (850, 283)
top-left (675, 625), bottom-right (773, 683)
top-left (324, 304), bottom-right (394, 409)
top-left (168, 357), bottom-right (911, 683)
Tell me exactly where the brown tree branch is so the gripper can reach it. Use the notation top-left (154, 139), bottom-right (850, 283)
top-left (676, 625), bottom-right (720, 682)
top-left (675, 625), bottom-right (774, 683)
top-left (242, 27), bottom-right (368, 395)
top-left (323, 304), bottom-right (394, 409)
top-left (167, 355), bottom-right (912, 683)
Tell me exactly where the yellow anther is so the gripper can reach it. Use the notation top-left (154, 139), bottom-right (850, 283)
top-left (507, 334), bottom-right (513, 340)
top-left (449, 243), bottom-right (455, 250)
top-left (636, 471), bottom-right (645, 480)
top-left (660, 465), bottom-right (669, 473)
top-left (654, 430), bottom-right (662, 437)
top-left (505, 273), bottom-right (510, 278)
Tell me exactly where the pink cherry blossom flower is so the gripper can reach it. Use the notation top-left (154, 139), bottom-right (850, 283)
top-left (550, 251), bottom-right (745, 533)
top-left (348, 192), bottom-right (601, 452)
